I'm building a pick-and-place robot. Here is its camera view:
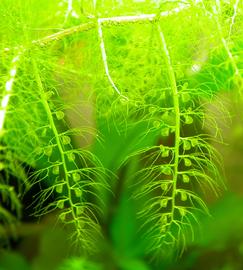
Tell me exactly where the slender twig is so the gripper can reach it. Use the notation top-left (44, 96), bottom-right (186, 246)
top-left (212, 3), bottom-right (240, 77)
top-left (228, 0), bottom-right (240, 38)
top-left (32, 22), bottom-right (95, 47)
top-left (99, 4), bottom-right (190, 24)
top-left (157, 23), bottom-right (181, 227)
top-left (0, 51), bottom-right (22, 132)
top-left (65, 0), bottom-right (73, 22)
top-left (1, 4), bottom-right (190, 100)
top-left (4, 3), bottom-right (190, 51)
top-left (97, 19), bottom-right (128, 99)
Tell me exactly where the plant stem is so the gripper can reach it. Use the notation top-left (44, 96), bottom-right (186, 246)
top-left (0, 52), bottom-right (22, 133)
top-left (228, 0), bottom-right (240, 38)
top-left (212, 3), bottom-right (240, 78)
top-left (157, 24), bottom-right (181, 224)
top-left (97, 19), bottom-right (128, 99)
top-left (99, 4), bottom-right (189, 24)
top-left (32, 60), bottom-right (77, 224)
top-left (32, 22), bottom-right (95, 47)
top-left (4, 3), bottom-right (190, 52)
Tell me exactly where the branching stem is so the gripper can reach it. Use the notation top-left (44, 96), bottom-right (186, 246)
top-left (97, 19), bottom-right (128, 99)
top-left (32, 22), bottom-right (95, 47)
top-left (65, 0), bottom-right (73, 22)
top-left (213, 3), bottom-right (240, 78)
top-left (0, 51), bottom-right (22, 132)
top-left (99, 4), bottom-right (189, 24)
top-left (228, 0), bottom-right (240, 38)
top-left (4, 4), bottom-right (189, 52)
top-left (32, 61), bottom-right (77, 223)
top-left (157, 24), bottom-right (180, 222)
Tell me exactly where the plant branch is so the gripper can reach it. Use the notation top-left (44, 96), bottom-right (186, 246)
top-left (212, 3), bottom-right (241, 79)
top-left (157, 24), bottom-right (181, 226)
top-left (4, 3), bottom-right (190, 52)
top-left (0, 51), bottom-right (22, 133)
top-left (99, 4), bottom-right (190, 24)
top-left (228, 0), bottom-right (240, 38)
top-left (97, 19), bottom-right (128, 99)
top-left (32, 22), bottom-right (95, 47)
top-left (32, 61), bottom-right (77, 222)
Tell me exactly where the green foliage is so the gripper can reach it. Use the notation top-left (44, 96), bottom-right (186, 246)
top-left (0, 0), bottom-right (242, 268)
top-left (0, 251), bottom-right (30, 270)
top-left (58, 257), bottom-right (102, 270)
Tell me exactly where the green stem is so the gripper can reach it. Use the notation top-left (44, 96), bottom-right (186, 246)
top-left (3, 4), bottom-right (190, 52)
top-left (32, 22), bottom-right (95, 47)
top-left (212, 3), bottom-right (241, 79)
top-left (157, 24), bottom-right (180, 223)
top-left (32, 60), bottom-right (77, 223)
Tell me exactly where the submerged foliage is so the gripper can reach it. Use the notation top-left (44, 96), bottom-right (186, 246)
top-left (0, 0), bottom-right (242, 268)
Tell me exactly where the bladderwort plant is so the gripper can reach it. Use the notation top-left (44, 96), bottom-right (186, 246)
top-left (0, 0), bottom-right (242, 268)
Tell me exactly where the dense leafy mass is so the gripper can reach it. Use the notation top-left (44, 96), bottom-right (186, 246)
top-left (0, 0), bottom-right (242, 269)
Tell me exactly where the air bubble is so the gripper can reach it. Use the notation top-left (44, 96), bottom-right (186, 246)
top-left (0, 162), bottom-right (4, 171)
top-left (153, 121), bottom-right (160, 129)
top-left (191, 138), bottom-right (198, 147)
top-left (160, 199), bottom-right (168, 208)
top-left (170, 127), bottom-right (176, 133)
top-left (62, 135), bottom-right (71, 145)
top-left (161, 183), bottom-right (168, 191)
top-left (162, 111), bottom-right (176, 126)
top-left (183, 140), bottom-right (191, 151)
top-left (59, 213), bottom-right (66, 221)
top-left (74, 188), bottom-right (82, 197)
top-left (184, 115), bottom-right (193, 125)
top-left (182, 174), bottom-right (190, 183)
top-left (161, 111), bottom-right (169, 121)
top-left (181, 191), bottom-right (187, 201)
top-left (76, 206), bottom-right (84, 216)
top-left (57, 200), bottom-right (64, 209)
top-left (44, 146), bottom-right (53, 156)
top-left (161, 127), bottom-right (170, 137)
top-left (181, 92), bottom-right (190, 103)
top-left (56, 184), bottom-right (63, 194)
top-left (161, 166), bottom-right (172, 175)
top-left (184, 158), bottom-right (192, 167)
top-left (161, 149), bottom-right (169, 157)
top-left (53, 165), bottom-right (60, 175)
top-left (179, 207), bottom-right (186, 216)
top-left (56, 111), bottom-right (65, 120)
top-left (67, 152), bottom-right (75, 162)
top-left (73, 172), bottom-right (81, 182)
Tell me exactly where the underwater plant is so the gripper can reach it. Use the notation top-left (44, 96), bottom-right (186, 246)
top-left (0, 0), bottom-right (242, 269)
